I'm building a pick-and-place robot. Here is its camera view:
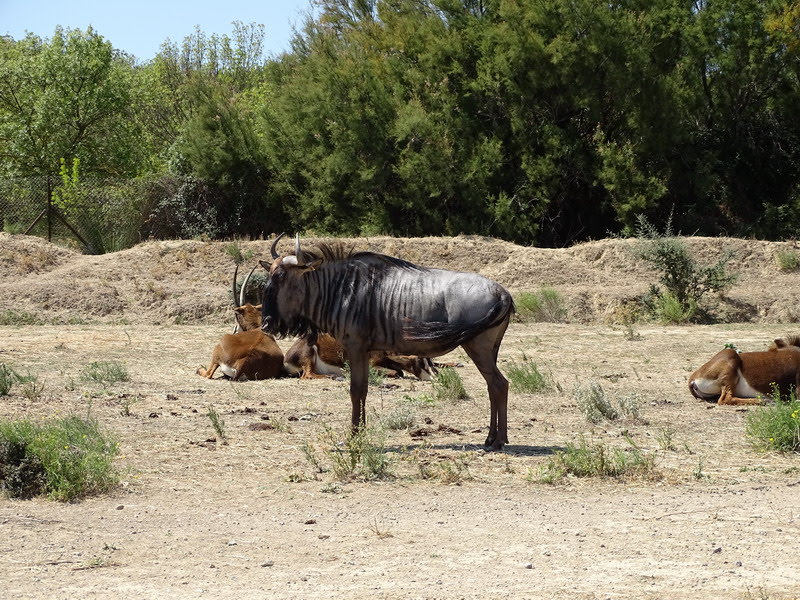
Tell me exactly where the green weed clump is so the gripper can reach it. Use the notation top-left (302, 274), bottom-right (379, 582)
top-left (537, 436), bottom-right (658, 483)
top-left (380, 406), bottom-right (416, 431)
top-left (574, 381), bottom-right (641, 423)
top-left (431, 367), bottom-right (467, 402)
top-left (313, 425), bottom-right (393, 481)
top-left (634, 214), bottom-right (736, 323)
top-left (515, 288), bottom-right (567, 323)
top-left (746, 393), bottom-right (800, 452)
top-left (0, 363), bottom-right (16, 396)
top-left (0, 416), bottom-right (119, 501)
top-left (81, 361), bottom-right (130, 385)
top-left (0, 310), bottom-right (44, 326)
top-left (506, 357), bottom-right (549, 393)
top-left (775, 248), bottom-right (800, 271)
top-left (206, 405), bottom-right (227, 442)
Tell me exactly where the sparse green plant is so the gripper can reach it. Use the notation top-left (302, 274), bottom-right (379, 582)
top-left (381, 405), bottom-right (415, 430)
top-left (656, 426), bottom-right (677, 451)
top-left (745, 391), bottom-right (800, 452)
top-left (224, 239), bottom-right (255, 265)
top-left (81, 361), bottom-right (129, 385)
top-left (206, 405), bottom-right (227, 443)
top-left (401, 392), bottom-right (437, 406)
top-left (0, 416), bottom-right (119, 501)
top-left (692, 457), bottom-right (708, 480)
top-left (15, 372), bottom-right (45, 402)
top-left (431, 367), bottom-right (467, 402)
top-left (506, 356), bottom-right (549, 393)
top-left (301, 441), bottom-right (326, 474)
top-left (0, 310), bottom-right (44, 326)
top-left (574, 381), bottom-right (641, 423)
top-left (537, 436), bottom-right (659, 483)
top-left (343, 362), bottom-right (386, 387)
top-left (119, 394), bottom-right (141, 417)
top-left (652, 290), bottom-right (697, 324)
top-left (0, 363), bottom-right (16, 396)
top-left (321, 482), bottom-right (342, 493)
top-left (515, 287), bottom-right (567, 322)
top-left (635, 214), bottom-right (737, 322)
top-left (319, 425), bottom-right (392, 481)
top-left (775, 248), bottom-right (800, 271)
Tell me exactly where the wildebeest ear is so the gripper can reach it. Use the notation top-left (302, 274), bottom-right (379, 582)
top-left (259, 260), bottom-right (271, 270)
top-left (774, 338), bottom-right (787, 348)
top-left (299, 259), bottom-right (323, 272)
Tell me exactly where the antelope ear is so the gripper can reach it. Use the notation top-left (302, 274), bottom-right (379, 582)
top-left (234, 306), bottom-right (245, 314)
top-left (774, 338), bottom-right (787, 348)
top-left (253, 304), bottom-right (262, 310)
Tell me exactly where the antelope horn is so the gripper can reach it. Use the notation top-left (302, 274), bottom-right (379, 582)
top-left (240, 263), bottom-right (258, 307)
top-left (270, 232), bottom-right (286, 259)
top-left (231, 263), bottom-right (241, 308)
top-left (295, 233), bottom-right (305, 265)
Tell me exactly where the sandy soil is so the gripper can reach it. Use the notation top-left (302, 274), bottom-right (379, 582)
top-left (1, 234), bottom-right (800, 599)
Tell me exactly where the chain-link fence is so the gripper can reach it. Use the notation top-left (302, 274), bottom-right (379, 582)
top-left (1, 174), bottom-right (281, 253)
top-left (0, 175), bottom-right (126, 253)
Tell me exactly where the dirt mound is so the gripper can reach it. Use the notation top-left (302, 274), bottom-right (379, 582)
top-left (1, 232), bottom-right (799, 325)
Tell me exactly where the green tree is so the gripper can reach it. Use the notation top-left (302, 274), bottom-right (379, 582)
top-left (0, 27), bottom-right (142, 178)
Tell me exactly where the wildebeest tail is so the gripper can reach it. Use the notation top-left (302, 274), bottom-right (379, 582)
top-left (403, 293), bottom-right (515, 348)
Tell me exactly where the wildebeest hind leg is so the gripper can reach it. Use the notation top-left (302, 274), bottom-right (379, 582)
top-left (461, 320), bottom-right (510, 450)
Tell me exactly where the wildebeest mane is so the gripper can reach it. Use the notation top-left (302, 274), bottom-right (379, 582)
top-left (301, 242), bottom-right (423, 272)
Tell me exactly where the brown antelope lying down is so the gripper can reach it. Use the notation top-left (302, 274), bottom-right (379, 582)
top-left (197, 265), bottom-right (284, 381)
top-left (284, 332), bottom-right (435, 380)
top-left (688, 336), bottom-right (800, 405)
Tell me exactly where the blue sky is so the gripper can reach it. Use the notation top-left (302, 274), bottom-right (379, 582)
top-left (0, 0), bottom-right (314, 62)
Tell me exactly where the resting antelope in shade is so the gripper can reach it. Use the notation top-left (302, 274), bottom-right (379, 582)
top-left (197, 264), bottom-right (284, 381)
top-left (284, 332), bottom-right (435, 380)
top-left (688, 336), bottom-right (800, 405)
top-left (260, 233), bottom-right (514, 449)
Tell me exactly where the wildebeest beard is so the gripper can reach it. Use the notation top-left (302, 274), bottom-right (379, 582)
top-left (261, 282), bottom-right (317, 340)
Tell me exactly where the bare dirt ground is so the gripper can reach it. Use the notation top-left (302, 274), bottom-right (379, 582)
top-left (1, 233), bottom-right (800, 599)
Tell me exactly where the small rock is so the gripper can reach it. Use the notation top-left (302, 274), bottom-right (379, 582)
top-left (318, 534), bottom-right (330, 540)
top-left (228, 540), bottom-right (238, 546)
top-left (116, 505), bottom-right (124, 510)
top-left (262, 561), bottom-right (274, 567)
top-left (149, 412), bottom-right (159, 418)
top-left (304, 519), bottom-right (317, 525)
top-left (713, 547), bottom-right (722, 554)
top-left (166, 393), bottom-right (178, 401)
top-left (524, 563), bottom-right (533, 569)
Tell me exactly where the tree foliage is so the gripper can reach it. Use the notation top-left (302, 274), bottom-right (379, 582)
top-left (1, 2), bottom-right (800, 247)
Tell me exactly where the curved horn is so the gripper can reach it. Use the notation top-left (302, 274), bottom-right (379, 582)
top-left (231, 263), bottom-right (241, 308)
top-left (239, 264), bottom-right (258, 307)
top-left (295, 233), bottom-right (305, 265)
top-left (270, 232), bottom-right (286, 259)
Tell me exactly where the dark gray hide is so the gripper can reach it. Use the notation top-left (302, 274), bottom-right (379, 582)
top-left (260, 235), bottom-right (515, 449)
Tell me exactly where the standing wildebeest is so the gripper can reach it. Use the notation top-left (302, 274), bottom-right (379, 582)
top-left (260, 234), bottom-right (515, 449)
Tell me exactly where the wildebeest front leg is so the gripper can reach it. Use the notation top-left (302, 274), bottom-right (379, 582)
top-left (348, 352), bottom-right (370, 430)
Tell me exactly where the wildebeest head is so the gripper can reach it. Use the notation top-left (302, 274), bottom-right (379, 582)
top-left (259, 233), bottom-right (322, 339)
